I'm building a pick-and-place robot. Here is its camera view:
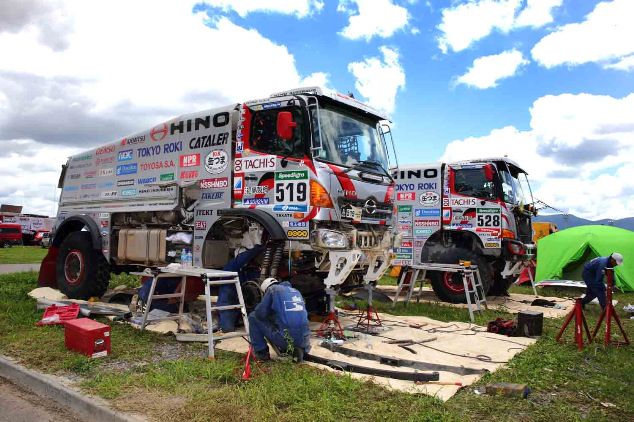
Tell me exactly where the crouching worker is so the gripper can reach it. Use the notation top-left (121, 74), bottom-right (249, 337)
top-left (581, 252), bottom-right (623, 310)
top-left (248, 278), bottom-right (311, 362)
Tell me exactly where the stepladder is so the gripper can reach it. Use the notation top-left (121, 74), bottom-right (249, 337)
top-left (393, 263), bottom-right (488, 322)
top-left (137, 267), bottom-right (248, 359)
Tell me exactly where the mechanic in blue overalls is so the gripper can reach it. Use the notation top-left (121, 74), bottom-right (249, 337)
top-left (248, 277), bottom-right (311, 362)
top-left (217, 244), bottom-right (265, 332)
top-left (581, 252), bottom-right (623, 309)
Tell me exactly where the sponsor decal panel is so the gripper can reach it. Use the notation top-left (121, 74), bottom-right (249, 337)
top-left (163, 141), bottom-right (183, 154)
top-left (180, 153), bottom-right (200, 168)
top-left (196, 210), bottom-right (214, 216)
top-left (117, 179), bottom-right (134, 187)
top-left (397, 192), bottom-right (415, 201)
top-left (101, 191), bottom-right (118, 198)
top-left (200, 178), bottom-right (228, 189)
top-left (201, 192), bottom-right (224, 200)
top-left (96, 156), bottom-right (114, 165)
top-left (121, 189), bottom-right (137, 197)
top-left (98, 168), bottom-right (114, 177)
top-left (160, 173), bottom-right (175, 181)
top-left (140, 160), bottom-right (175, 171)
top-left (243, 198), bottom-right (269, 205)
top-left (273, 204), bottom-right (308, 212)
top-left (401, 241), bottom-right (413, 248)
top-left (244, 185), bottom-right (268, 195)
top-left (138, 176), bottom-right (157, 184)
top-left (415, 208), bottom-right (441, 217)
top-left (413, 228), bottom-right (433, 236)
top-left (116, 163), bottom-right (138, 176)
top-left (286, 229), bottom-right (309, 239)
top-left (234, 155), bottom-right (276, 172)
top-left (118, 150), bottom-right (134, 161)
top-left (189, 132), bottom-right (229, 149)
top-left (83, 170), bottom-right (97, 178)
top-left (450, 197), bottom-right (477, 206)
top-left (205, 149), bottom-right (228, 174)
top-left (180, 170), bottom-right (198, 180)
top-left (195, 220), bottom-right (207, 230)
top-left (275, 170), bottom-right (308, 181)
top-left (419, 191), bottom-right (440, 207)
top-left (98, 182), bottom-right (114, 189)
top-left (73, 153), bottom-right (92, 162)
top-left (120, 135), bottom-right (146, 145)
top-left (414, 220), bottom-right (439, 227)
top-left (81, 183), bottom-right (96, 190)
top-left (137, 145), bottom-right (161, 158)
top-left (397, 205), bottom-right (412, 212)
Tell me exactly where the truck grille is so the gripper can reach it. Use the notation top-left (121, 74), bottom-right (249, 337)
top-left (356, 231), bottom-right (379, 249)
top-left (338, 198), bottom-right (392, 222)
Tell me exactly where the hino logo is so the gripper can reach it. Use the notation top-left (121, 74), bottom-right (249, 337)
top-left (363, 199), bottom-right (377, 215)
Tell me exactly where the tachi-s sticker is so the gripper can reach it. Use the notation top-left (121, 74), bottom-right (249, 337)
top-left (419, 191), bottom-right (439, 207)
top-left (205, 150), bottom-right (228, 174)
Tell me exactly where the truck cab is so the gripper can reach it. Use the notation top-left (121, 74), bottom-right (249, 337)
top-left (393, 158), bottom-right (536, 302)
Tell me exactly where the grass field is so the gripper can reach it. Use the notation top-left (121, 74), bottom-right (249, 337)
top-left (1, 272), bottom-right (633, 421)
top-left (0, 246), bottom-right (48, 264)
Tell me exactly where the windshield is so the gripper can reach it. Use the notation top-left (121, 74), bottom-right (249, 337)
top-left (498, 168), bottom-right (528, 205)
top-left (311, 105), bottom-right (389, 173)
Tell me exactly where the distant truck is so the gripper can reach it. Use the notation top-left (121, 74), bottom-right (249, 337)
top-left (39, 87), bottom-right (398, 302)
top-left (392, 158), bottom-right (536, 302)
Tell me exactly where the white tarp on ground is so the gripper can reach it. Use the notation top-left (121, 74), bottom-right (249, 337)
top-left (215, 312), bottom-right (536, 401)
top-left (378, 286), bottom-right (574, 318)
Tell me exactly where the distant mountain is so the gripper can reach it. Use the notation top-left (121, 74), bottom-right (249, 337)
top-left (534, 214), bottom-right (634, 231)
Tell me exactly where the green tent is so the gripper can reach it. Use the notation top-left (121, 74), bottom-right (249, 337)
top-left (536, 225), bottom-right (634, 291)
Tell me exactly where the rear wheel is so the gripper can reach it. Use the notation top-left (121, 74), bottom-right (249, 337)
top-left (56, 231), bottom-right (110, 299)
top-left (429, 248), bottom-right (492, 303)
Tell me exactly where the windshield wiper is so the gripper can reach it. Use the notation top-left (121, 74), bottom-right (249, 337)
top-left (343, 160), bottom-right (392, 179)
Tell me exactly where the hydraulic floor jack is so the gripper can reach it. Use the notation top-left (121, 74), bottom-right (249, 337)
top-left (317, 288), bottom-right (345, 339)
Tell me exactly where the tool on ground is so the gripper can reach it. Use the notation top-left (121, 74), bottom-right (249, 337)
top-left (36, 303), bottom-right (80, 326)
top-left (355, 283), bottom-right (382, 332)
top-left (415, 380), bottom-right (463, 386)
top-left (394, 262), bottom-right (487, 322)
top-left (320, 341), bottom-right (487, 375)
top-left (305, 353), bottom-right (440, 382)
top-left (317, 288), bottom-right (345, 339)
top-left (384, 337), bottom-right (438, 354)
top-left (486, 318), bottom-right (516, 336)
top-left (241, 345), bottom-right (267, 381)
top-left (555, 298), bottom-right (592, 351)
top-left (484, 382), bottom-right (531, 399)
top-left (590, 267), bottom-right (630, 346)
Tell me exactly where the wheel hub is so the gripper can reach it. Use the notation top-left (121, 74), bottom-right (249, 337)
top-left (64, 249), bottom-right (84, 285)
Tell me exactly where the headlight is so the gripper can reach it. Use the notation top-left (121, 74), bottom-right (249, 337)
top-left (312, 229), bottom-right (349, 249)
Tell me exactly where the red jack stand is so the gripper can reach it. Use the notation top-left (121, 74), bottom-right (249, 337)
top-left (591, 268), bottom-right (630, 347)
top-left (356, 284), bottom-right (382, 333)
top-left (317, 288), bottom-right (345, 339)
top-left (555, 298), bottom-right (592, 351)
top-left (240, 345), bottom-right (267, 381)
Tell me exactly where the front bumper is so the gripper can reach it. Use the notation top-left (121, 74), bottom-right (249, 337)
top-left (310, 226), bottom-right (395, 287)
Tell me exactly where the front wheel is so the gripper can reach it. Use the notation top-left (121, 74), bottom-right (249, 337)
top-left (56, 231), bottom-right (110, 299)
top-left (428, 248), bottom-right (493, 303)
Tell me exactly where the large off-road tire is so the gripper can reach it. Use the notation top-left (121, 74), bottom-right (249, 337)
top-left (56, 231), bottom-right (110, 299)
top-left (428, 248), bottom-right (493, 303)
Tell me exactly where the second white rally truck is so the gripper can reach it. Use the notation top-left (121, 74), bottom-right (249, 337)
top-left (39, 87), bottom-right (399, 307)
top-left (392, 158), bottom-right (536, 303)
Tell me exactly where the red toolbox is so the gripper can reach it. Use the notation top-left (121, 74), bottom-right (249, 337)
top-left (64, 318), bottom-right (111, 358)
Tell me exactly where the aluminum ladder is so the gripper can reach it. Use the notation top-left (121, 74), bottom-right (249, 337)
top-left (138, 267), bottom-right (248, 359)
top-left (392, 262), bottom-right (488, 322)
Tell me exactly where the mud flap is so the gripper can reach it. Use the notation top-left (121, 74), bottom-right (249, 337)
top-left (323, 250), bottom-right (363, 288)
top-left (37, 246), bottom-right (59, 288)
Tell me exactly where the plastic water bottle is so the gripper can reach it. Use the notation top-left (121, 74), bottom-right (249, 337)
top-left (186, 248), bottom-right (193, 267)
top-left (180, 248), bottom-right (187, 266)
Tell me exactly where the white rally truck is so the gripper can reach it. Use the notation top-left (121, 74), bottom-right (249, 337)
top-left (39, 87), bottom-right (398, 304)
top-left (392, 158), bottom-right (536, 303)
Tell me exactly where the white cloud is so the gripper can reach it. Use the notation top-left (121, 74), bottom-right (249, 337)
top-left (455, 49), bottom-right (529, 89)
top-left (347, 46), bottom-right (405, 115)
top-left (437, 0), bottom-right (562, 53)
top-left (0, 140), bottom-right (80, 216)
top-left (339, 0), bottom-right (410, 41)
top-left (0, 0), bottom-right (329, 214)
top-left (439, 93), bottom-right (634, 220)
top-left (201, 0), bottom-right (324, 18)
top-left (531, 0), bottom-right (634, 70)
top-left (604, 54), bottom-right (634, 72)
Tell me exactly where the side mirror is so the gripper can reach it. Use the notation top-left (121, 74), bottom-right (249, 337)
top-left (276, 111), bottom-right (297, 141)
top-left (483, 164), bottom-right (495, 182)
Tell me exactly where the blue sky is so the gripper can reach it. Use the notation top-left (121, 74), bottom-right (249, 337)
top-left (0, 0), bottom-right (633, 219)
